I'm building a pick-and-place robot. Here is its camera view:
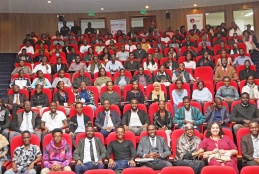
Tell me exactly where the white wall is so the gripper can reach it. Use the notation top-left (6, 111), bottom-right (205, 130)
top-left (131, 17), bottom-right (144, 27)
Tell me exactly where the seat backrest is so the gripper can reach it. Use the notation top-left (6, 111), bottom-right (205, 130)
top-left (94, 72), bottom-right (113, 80)
top-left (139, 130), bottom-right (168, 144)
top-left (240, 166), bottom-right (259, 174)
top-left (230, 100), bottom-right (256, 112)
top-left (10, 134), bottom-right (40, 158)
top-left (194, 67), bottom-right (214, 81)
top-left (192, 82), bottom-right (214, 101)
top-left (236, 127), bottom-right (250, 156)
top-left (75, 132), bottom-right (105, 148)
top-left (148, 102), bottom-right (174, 123)
top-left (48, 172), bottom-right (76, 174)
top-left (123, 104), bottom-right (147, 114)
top-left (106, 131), bottom-right (136, 149)
top-left (169, 83), bottom-right (191, 104)
top-left (146, 84), bottom-right (167, 98)
top-left (8, 89), bottom-right (29, 99)
top-left (236, 65), bottom-right (256, 78)
top-left (53, 73), bottom-right (72, 82)
top-left (239, 79), bottom-right (259, 94)
top-left (113, 71), bottom-right (132, 81)
top-left (216, 81), bottom-right (238, 92)
top-left (161, 166), bottom-right (195, 174)
top-left (85, 86), bottom-right (99, 106)
top-left (72, 72), bottom-right (92, 83)
top-left (42, 107), bottom-right (67, 116)
top-left (201, 166), bottom-right (236, 174)
top-left (177, 56), bottom-right (186, 64)
top-left (31, 88), bottom-right (53, 103)
top-left (69, 106), bottom-right (94, 122)
top-left (32, 74), bottom-right (52, 83)
top-left (84, 169), bottom-right (116, 174)
top-left (123, 84), bottom-right (145, 102)
top-left (42, 133), bottom-right (72, 152)
top-left (100, 85), bottom-right (121, 101)
top-left (153, 69), bottom-right (173, 78)
top-left (171, 129), bottom-right (202, 158)
top-left (203, 101), bottom-right (229, 115)
top-left (53, 87), bottom-right (75, 104)
top-left (133, 70), bottom-right (152, 79)
top-left (121, 167), bottom-right (155, 174)
top-left (95, 105), bottom-right (121, 117)
top-left (203, 128), bottom-right (234, 141)
top-left (177, 101), bottom-right (202, 112)
top-left (11, 73), bottom-right (31, 81)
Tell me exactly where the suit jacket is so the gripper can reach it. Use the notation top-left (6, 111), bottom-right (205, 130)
top-left (73, 137), bottom-right (106, 162)
top-left (137, 136), bottom-right (171, 159)
top-left (241, 134), bottom-right (254, 164)
top-left (51, 64), bottom-right (68, 75)
top-left (72, 77), bottom-right (92, 89)
top-left (133, 50), bottom-right (147, 60)
top-left (10, 111), bottom-right (41, 132)
top-left (122, 110), bottom-right (150, 126)
top-left (6, 93), bottom-right (28, 106)
top-left (239, 69), bottom-right (256, 81)
top-left (214, 66), bottom-right (238, 81)
top-left (69, 115), bottom-right (92, 133)
top-left (95, 110), bottom-right (121, 129)
top-left (204, 106), bottom-right (230, 124)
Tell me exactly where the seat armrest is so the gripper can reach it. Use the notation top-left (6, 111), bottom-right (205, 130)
top-left (169, 154), bottom-right (174, 163)
top-left (174, 124), bottom-right (179, 130)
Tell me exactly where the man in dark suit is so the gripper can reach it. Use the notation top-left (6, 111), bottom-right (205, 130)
top-left (241, 122), bottom-right (259, 166)
top-left (5, 85), bottom-right (28, 116)
top-left (204, 97), bottom-right (230, 126)
top-left (69, 102), bottom-right (92, 147)
top-left (9, 101), bottom-right (41, 141)
top-left (122, 98), bottom-right (150, 136)
top-left (127, 27), bottom-right (137, 38)
top-left (133, 43), bottom-right (147, 62)
top-left (95, 100), bottom-right (121, 137)
top-left (67, 47), bottom-right (80, 65)
top-left (73, 125), bottom-right (106, 173)
top-left (51, 57), bottom-right (68, 75)
top-left (72, 69), bottom-right (92, 89)
top-left (137, 124), bottom-right (172, 170)
top-left (239, 60), bottom-right (256, 81)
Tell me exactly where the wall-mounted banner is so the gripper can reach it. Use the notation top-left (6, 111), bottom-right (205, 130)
top-left (186, 14), bottom-right (203, 30)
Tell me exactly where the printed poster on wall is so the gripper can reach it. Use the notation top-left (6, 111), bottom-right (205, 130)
top-left (110, 19), bottom-right (127, 36)
top-left (186, 14), bottom-right (203, 30)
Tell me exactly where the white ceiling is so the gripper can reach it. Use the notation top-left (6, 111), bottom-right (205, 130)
top-left (0, 0), bottom-right (258, 13)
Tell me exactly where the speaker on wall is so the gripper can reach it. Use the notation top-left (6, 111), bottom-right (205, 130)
top-left (166, 12), bottom-right (170, 19)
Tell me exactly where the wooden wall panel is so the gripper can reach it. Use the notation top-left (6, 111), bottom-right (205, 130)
top-left (0, 1), bottom-right (258, 53)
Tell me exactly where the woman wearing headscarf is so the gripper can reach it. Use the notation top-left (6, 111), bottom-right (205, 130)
top-left (174, 123), bottom-right (205, 174)
top-left (148, 82), bottom-right (167, 102)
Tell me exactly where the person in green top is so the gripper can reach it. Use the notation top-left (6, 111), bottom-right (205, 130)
top-left (84, 47), bottom-right (94, 62)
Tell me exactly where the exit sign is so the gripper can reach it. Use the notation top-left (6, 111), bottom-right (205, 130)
top-left (140, 9), bottom-right (147, 14)
top-left (88, 11), bottom-right (95, 16)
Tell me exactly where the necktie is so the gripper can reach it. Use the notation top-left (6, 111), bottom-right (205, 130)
top-left (81, 77), bottom-right (84, 82)
top-left (89, 140), bottom-right (95, 162)
top-left (151, 138), bottom-right (155, 148)
top-left (103, 112), bottom-right (109, 127)
top-left (25, 113), bottom-right (29, 130)
top-left (15, 94), bottom-right (19, 104)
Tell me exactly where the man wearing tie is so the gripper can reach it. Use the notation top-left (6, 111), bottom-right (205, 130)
top-left (9, 101), bottom-right (41, 141)
top-left (137, 124), bottom-right (172, 170)
top-left (5, 85), bottom-right (28, 116)
top-left (73, 126), bottom-right (106, 174)
top-left (95, 100), bottom-right (121, 137)
top-left (51, 57), bottom-right (68, 75)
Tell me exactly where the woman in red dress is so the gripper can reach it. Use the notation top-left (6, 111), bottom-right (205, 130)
top-left (194, 122), bottom-right (238, 173)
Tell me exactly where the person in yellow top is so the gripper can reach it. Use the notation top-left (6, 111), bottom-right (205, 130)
top-left (141, 38), bottom-right (151, 52)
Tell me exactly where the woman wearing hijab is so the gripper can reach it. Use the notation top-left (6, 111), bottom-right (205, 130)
top-left (148, 82), bottom-right (167, 102)
top-left (174, 123), bottom-right (205, 174)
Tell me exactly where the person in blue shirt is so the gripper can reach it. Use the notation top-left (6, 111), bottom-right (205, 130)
top-left (77, 81), bottom-right (96, 111)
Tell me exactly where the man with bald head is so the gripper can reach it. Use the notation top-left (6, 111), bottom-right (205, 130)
top-left (204, 97), bottom-right (230, 126)
top-left (241, 122), bottom-right (259, 166)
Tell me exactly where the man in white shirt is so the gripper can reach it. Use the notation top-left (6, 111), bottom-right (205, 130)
top-left (32, 56), bottom-right (51, 74)
top-left (52, 69), bottom-right (72, 88)
top-left (139, 28), bottom-right (149, 37)
top-left (121, 98), bottom-right (150, 135)
top-left (105, 54), bottom-right (124, 74)
top-left (125, 39), bottom-right (137, 52)
top-left (18, 40), bottom-right (34, 55)
top-left (73, 126), bottom-right (106, 173)
top-left (10, 69), bottom-right (31, 89)
top-left (95, 100), bottom-right (121, 137)
top-left (69, 102), bottom-right (92, 146)
top-left (95, 39), bottom-right (105, 54)
top-left (9, 101), bottom-right (41, 141)
top-left (161, 32), bottom-right (170, 43)
top-left (229, 23), bottom-right (243, 36)
top-left (41, 102), bottom-right (68, 138)
top-left (116, 45), bottom-right (129, 62)
top-left (105, 34), bottom-right (117, 45)
top-left (80, 39), bottom-right (91, 54)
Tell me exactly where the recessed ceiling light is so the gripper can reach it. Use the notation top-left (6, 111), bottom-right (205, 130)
top-left (145, 5), bottom-right (149, 9)
top-left (48, 1), bottom-right (51, 3)
top-left (194, 4), bottom-right (197, 7)
top-left (101, 8), bottom-right (104, 11)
